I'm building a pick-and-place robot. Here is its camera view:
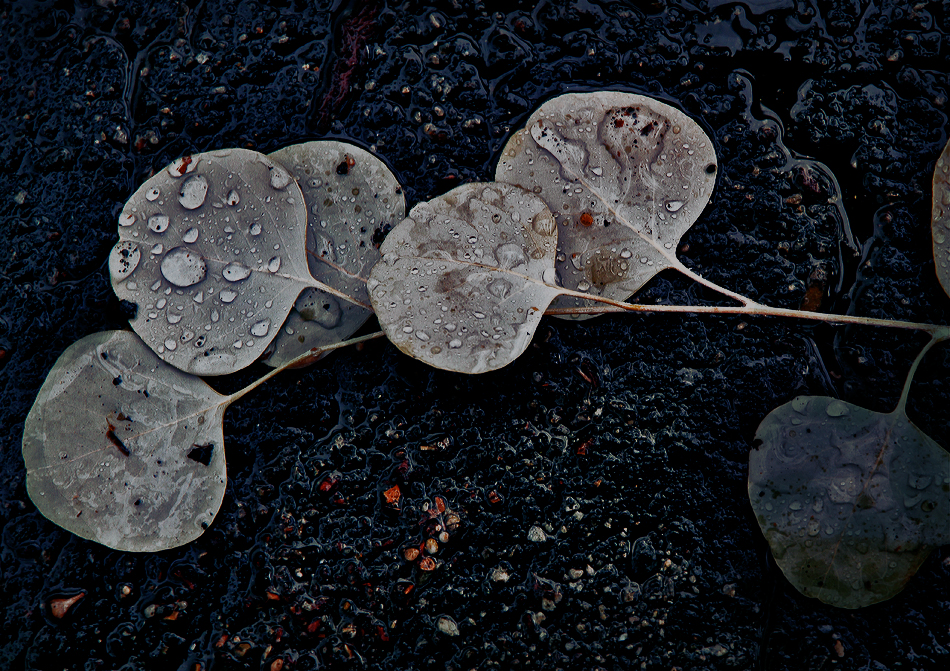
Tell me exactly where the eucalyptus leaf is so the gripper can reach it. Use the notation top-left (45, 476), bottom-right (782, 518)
top-left (368, 182), bottom-right (561, 373)
top-left (110, 148), bottom-right (316, 375)
top-left (932, 137), bottom-right (950, 297)
top-left (749, 396), bottom-right (950, 608)
top-left (495, 91), bottom-right (717, 319)
top-left (22, 331), bottom-right (229, 552)
top-left (262, 141), bottom-right (405, 368)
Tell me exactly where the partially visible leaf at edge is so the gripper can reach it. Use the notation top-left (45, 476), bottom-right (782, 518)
top-left (496, 91), bottom-right (717, 319)
top-left (111, 148), bottom-right (312, 375)
top-left (931, 137), bottom-right (950, 297)
top-left (749, 395), bottom-right (950, 608)
top-left (22, 331), bottom-right (229, 552)
top-left (263, 141), bottom-right (405, 368)
top-left (368, 182), bottom-right (560, 374)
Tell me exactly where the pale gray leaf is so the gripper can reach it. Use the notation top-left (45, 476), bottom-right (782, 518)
top-left (496, 91), bottom-right (717, 319)
top-left (932, 137), bottom-right (950, 297)
top-left (750, 396), bottom-right (950, 608)
top-left (22, 331), bottom-right (229, 552)
top-left (263, 142), bottom-right (405, 368)
top-left (110, 149), bottom-right (312, 375)
top-left (368, 182), bottom-right (561, 374)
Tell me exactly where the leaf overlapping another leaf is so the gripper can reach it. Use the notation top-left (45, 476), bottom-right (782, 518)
top-left (496, 91), bottom-right (718, 319)
top-left (368, 182), bottom-right (561, 373)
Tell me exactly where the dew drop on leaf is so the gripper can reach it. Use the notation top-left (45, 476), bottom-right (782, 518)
top-left (161, 247), bottom-right (208, 288)
top-left (178, 175), bottom-right (209, 210)
top-left (109, 241), bottom-right (141, 281)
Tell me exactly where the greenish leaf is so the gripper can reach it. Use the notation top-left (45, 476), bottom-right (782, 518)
top-left (749, 396), bottom-right (950, 608)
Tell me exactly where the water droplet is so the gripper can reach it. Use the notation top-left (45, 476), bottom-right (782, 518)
top-left (577, 280), bottom-right (591, 291)
top-left (250, 319), bottom-right (270, 337)
top-left (532, 211), bottom-right (557, 236)
top-left (119, 212), bottom-right (135, 227)
top-left (826, 400), bottom-right (850, 417)
top-left (193, 291), bottom-right (204, 303)
top-left (156, 298), bottom-right (166, 309)
top-left (211, 309), bottom-right (220, 322)
top-left (449, 339), bottom-right (462, 349)
top-left (791, 397), bottom-right (809, 413)
top-left (167, 312), bottom-right (182, 324)
top-left (496, 243), bottom-right (527, 270)
top-left (269, 164), bottom-right (292, 190)
top-left (219, 289), bottom-right (238, 303)
top-left (148, 214), bottom-right (170, 233)
top-left (146, 187), bottom-right (160, 201)
top-left (908, 474), bottom-right (932, 490)
top-left (665, 200), bottom-right (685, 212)
top-left (109, 241), bottom-right (141, 281)
top-left (268, 256), bottom-right (281, 272)
top-left (415, 330), bottom-right (431, 341)
top-left (183, 228), bottom-right (199, 244)
top-left (249, 223), bottom-right (262, 236)
top-left (541, 268), bottom-right (557, 284)
top-left (161, 247), bottom-right (208, 287)
top-left (178, 175), bottom-right (209, 210)
top-left (150, 243), bottom-right (163, 255)
top-left (488, 279), bottom-right (513, 299)
top-left (164, 338), bottom-right (177, 351)
top-left (226, 189), bottom-right (240, 206)
top-left (222, 262), bottom-right (252, 282)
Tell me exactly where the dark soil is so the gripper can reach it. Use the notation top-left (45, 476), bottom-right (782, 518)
top-left (1, 1), bottom-right (948, 670)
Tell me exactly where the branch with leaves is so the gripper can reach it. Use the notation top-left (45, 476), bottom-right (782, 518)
top-left (22, 92), bottom-right (949, 610)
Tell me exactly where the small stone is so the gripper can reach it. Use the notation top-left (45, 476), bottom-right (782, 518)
top-left (527, 525), bottom-right (548, 543)
top-left (436, 615), bottom-right (459, 636)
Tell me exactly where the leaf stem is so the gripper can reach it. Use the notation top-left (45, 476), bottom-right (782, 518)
top-left (669, 258), bottom-right (763, 308)
top-left (552, 290), bottom-right (946, 335)
top-left (226, 331), bottom-right (386, 405)
top-left (894, 327), bottom-right (950, 414)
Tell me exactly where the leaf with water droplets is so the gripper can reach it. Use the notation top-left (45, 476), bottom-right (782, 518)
top-left (110, 149), bottom-right (318, 375)
top-left (931, 138), bottom-right (950, 297)
top-left (22, 331), bottom-right (229, 552)
top-left (496, 91), bottom-right (717, 319)
top-left (749, 396), bottom-right (950, 608)
top-left (262, 142), bottom-right (405, 368)
top-left (368, 182), bottom-right (561, 374)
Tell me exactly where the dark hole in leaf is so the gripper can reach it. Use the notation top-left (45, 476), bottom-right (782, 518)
top-left (187, 443), bottom-right (214, 466)
top-left (336, 160), bottom-right (349, 175)
top-left (119, 299), bottom-right (138, 319)
top-left (705, 164), bottom-right (717, 174)
top-left (113, 377), bottom-right (122, 386)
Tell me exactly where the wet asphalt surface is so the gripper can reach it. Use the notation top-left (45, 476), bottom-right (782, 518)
top-left (1, 1), bottom-right (949, 670)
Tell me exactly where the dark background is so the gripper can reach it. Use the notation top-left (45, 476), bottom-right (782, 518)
top-left (2, 1), bottom-right (949, 669)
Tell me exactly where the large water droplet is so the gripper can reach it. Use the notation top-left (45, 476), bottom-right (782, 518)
top-left (148, 214), bottom-right (170, 233)
top-left (167, 312), bottom-right (183, 324)
top-left (160, 247), bottom-right (207, 287)
top-left (269, 164), bottom-right (292, 190)
top-left (532, 211), bottom-right (556, 236)
top-left (146, 187), bottom-right (160, 202)
top-left (249, 222), bottom-right (262, 236)
top-left (119, 212), bottom-right (135, 227)
top-left (496, 243), bottom-right (528, 270)
top-left (250, 319), bottom-right (271, 337)
top-left (449, 339), bottom-right (462, 349)
top-left (226, 189), bottom-right (240, 206)
top-left (183, 228), bottom-right (199, 244)
top-left (826, 400), bottom-right (850, 417)
top-left (541, 268), bottom-right (557, 284)
top-left (219, 289), bottom-right (238, 303)
top-left (178, 175), bottom-right (209, 210)
top-left (109, 241), bottom-right (141, 281)
top-left (268, 256), bottom-right (281, 272)
top-left (488, 279), bottom-right (513, 299)
top-left (665, 200), bottom-right (685, 212)
top-left (222, 262), bottom-right (252, 282)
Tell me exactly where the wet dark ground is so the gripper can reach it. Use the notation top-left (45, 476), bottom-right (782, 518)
top-left (2, 1), bottom-right (949, 669)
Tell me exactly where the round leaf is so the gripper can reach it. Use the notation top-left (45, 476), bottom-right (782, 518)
top-left (932, 137), bottom-right (950, 297)
top-left (496, 91), bottom-right (717, 319)
top-left (749, 396), bottom-right (950, 608)
top-left (368, 182), bottom-right (561, 374)
top-left (263, 141), bottom-right (405, 368)
top-left (110, 149), bottom-right (313, 375)
top-left (22, 331), bottom-right (229, 552)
